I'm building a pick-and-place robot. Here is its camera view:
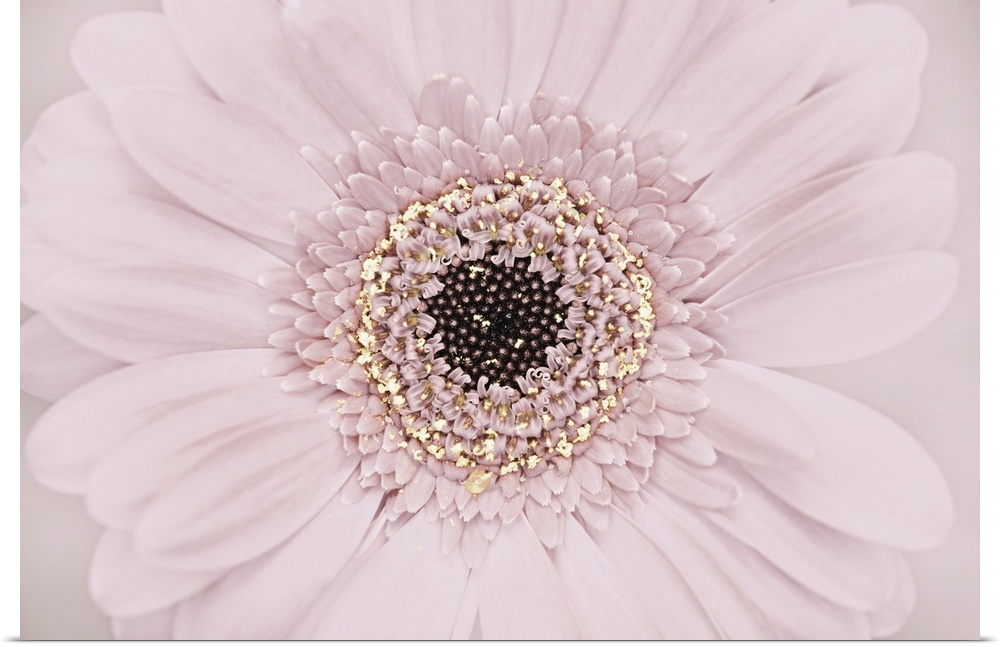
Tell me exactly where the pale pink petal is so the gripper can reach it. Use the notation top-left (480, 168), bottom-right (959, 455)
top-left (21, 225), bottom-right (70, 311)
top-left (645, 0), bottom-right (844, 180)
top-left (28, 92), bottom-right (117, 159)
top-left (502, 0), bottom-right (567, 106)
top-left (303, 515), bottom-right (471, 639)
top-left (719, 361), bottom-right (955, 551)
top-left (89, 530), bottom-right (221, 617)
top-left (39, 262), bottom-right (284, 363)
top-left (695, 364), bottom-right (817, 468)
top-left (84, 377), bottom-right (308, 529)
top-left (704, 461), bottom-right (897, 611)
top-left (577, 1), bottom-right (700, 128)
top-left (111, 606), bottom-right (175, 640)
top-left (648, 450), bottom-right (742, 510)
top-left (475, 515), bottom-right (581, 639)
top-left (868, 552), bottom-right (917, 637)
top-left (538, 1), bottom-right (624, 108)
top-left (595, 509), bottom-right (720, 638)
top-left (552, 516), bottom-right (661, 638)
top-left (109, 88), bottom-right (336, 244)
top-left (24, 349), bottom-right (279, 494)
top-left (23, 149), bottom-right (174, 203)
top-left (162, 0), bottom-right (348, 151)
top-left (694, 152), bottom-right (957, 305)
top-left (649, 492), bottom-right (870, 639)
top-left (630, 489), bottom-right (772, 638)
top-left (172, 489), bottom-right (383, 639)
top-left (134, 414), bottom-right (356, 571)
top-left (408, 1), bottom-right (510, 117)
top-left (818, 3), bottom-right (928, 88)
top-left (713, 251), bottom-right (958, 367)
top-left (21, 315), bottom-right (125, 402)
top-left (24, 196), bottom-right (286, 282)
top-left (71, 11), bottom-right (211, 101)
top-left (693, 67), bottom-right (920, 228)
top-left (280, 5), bottom-right (417, 135)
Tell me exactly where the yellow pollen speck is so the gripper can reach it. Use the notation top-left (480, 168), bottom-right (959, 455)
top-left (465, 469), bottom-right (492, 494)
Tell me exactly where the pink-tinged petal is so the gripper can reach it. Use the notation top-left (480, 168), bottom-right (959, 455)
top-left (647, 0), bottom-right (844, 181)
top-left (23, 149), bottom-right (174, 203)
top-left (695, 364), bottom-right (816, 468)
top-left (648, 450), bottom-right (741, 510)
top-left (25, 349), bottom-right (279, 494)
top-left (24, 196), bottom-right (286, 283)
top-left (476, 515), bottom-right (581, 639)
top-left (502, 0), bottom-right (566, 106)
top-left (280, 6), bottom-right (417, 135)
top-left (450, 566), bottom-right (479, 640)
top-left (134, 413), bottom-right (356, 571)
top-left (71, 11), bottom-right (211, 101)
top-left (693, 67), bottom-right (920, 228)
top-left (720, 361), bottom-right (955, 551)
top-left (577, 1), bottom-right (699, 128)
top-left (39, 262), bottom-right (284, 363)
top-left (162, 0), bottom-right (348, 151)
top-left (704, 461), bottom-right (897, 611)
top-left (595, 509), bottom-right (720, 638)
top-left (694, 152), bottom-right (957, 306)
top-left (714, 251), bottom-right (958, 367)
top-left (630, 489), bottom-right (772, 638)
top-left (84, 377), bottom-right (309, 529)
top-left (650, 492), bottom-right (871, 639)
top-left (110, 88), bottom-right (335, 245)
top-left (537, 1), bottom-right (624, 106)
top-left (304, 515), bottom-right (471, 639)
top-left (28, 92), bottom-right (118, 159)
top-left (409, 1), bottom-right (510, 117)
top-left (868, 552), bottom-right (917, 637)
top-left (818, 3), bottom-right (928, 88)
top-left (21, 226), bottom-right (69, 311)
top-left (21, 315), bottom-right (125, 402)
top-left (89, 530), bottom-right (222, 617)
top-left (111, 607), bottom-right (175, 640)
top-left (172, 489), bottom-right (383, 639)
top-left (552, 516), bottom-right (661, 638)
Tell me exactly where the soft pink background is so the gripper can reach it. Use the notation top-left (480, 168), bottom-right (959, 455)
top-left (20, 0), bottom-right (980, 639)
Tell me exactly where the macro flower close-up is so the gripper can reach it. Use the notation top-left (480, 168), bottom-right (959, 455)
top-left (20, 0), bottom-right (980, 640)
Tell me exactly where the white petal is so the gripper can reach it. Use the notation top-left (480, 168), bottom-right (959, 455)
top-left (71, 11), bottom-right (211, 101)
top-left (39, 261), bottom-right (284, 363)
top-left (21, 315), bottom-right (124, 402)
top-left (110, 88), bottom-right (336, 244)
top-left (720, 361), bottom-right (955, 551)
top-left (714, 251), bottom-right (958, 367)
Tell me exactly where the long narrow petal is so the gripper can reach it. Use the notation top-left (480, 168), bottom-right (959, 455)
top-left (646, 0), bottom-right (844, 180)
top-left (110, 88), bottom-right (336, 245)
top-left (21, 315), bottom-right (125, 402)
top-left (39, 262), bottom-right (284, 363)
top-left (23, 149), bottom-right (174, 203)
top-left (172, 489), bottom-right (383, 639)
top-left (475, 515), bottom-right (581, 639)
top-left (693, 67), bottom-right (919, 228)
top-left (162, 0), bottom-right (348, 151)
top-left (719, 361), bottom-right (955, 551)
top-left (713, 251), bottom-right (958, 367)
top-left (89, 530), bottom-right (222, 617)
top-left (28, 92), bottom-right (117, 159)
top-left (134, 414), bottom-right (356, 571)
top-left (24, 349), bottom-right (279, 494)
top-left (71, 11), bottom-right (211, 101)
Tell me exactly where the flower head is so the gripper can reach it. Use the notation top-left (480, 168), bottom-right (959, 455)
top-left (23, 0), bottom-right (962, 639)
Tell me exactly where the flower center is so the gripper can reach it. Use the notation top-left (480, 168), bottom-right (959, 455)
top-left (421, 255), bottom-right (567, 389)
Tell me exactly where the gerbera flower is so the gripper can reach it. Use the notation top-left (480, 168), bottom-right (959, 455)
top-left (21, 0), bottom-right (969, 639)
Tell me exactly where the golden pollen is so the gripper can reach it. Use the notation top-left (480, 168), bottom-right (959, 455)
top-left (464, 469), bottom-right (492, 494)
